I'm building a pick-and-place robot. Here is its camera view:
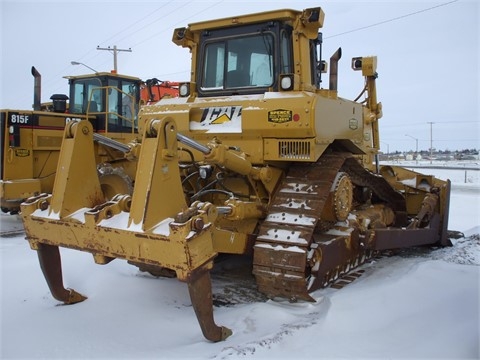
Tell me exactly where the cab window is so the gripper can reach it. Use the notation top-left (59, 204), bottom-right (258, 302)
top-left (106, 79), bottom-right (139, 132)
top-left (280, 29), bottom-right (293, 74)
top-left (201, 34), bottom-right (274, 91)
top-left (121, 82), bottom-right (138, 122)
top-left (70, 78), bottom-right (103, 114)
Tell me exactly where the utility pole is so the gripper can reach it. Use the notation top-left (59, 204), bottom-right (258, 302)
top-left (96, 45), bottom-right (132, 72)
top-left (427, 121), bottom-right (435, 164)
top-left (405, 134), bottom-right (419, 164)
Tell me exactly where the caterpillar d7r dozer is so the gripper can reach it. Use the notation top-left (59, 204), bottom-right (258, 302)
top-left (21, 7), bottom-right (451, 342)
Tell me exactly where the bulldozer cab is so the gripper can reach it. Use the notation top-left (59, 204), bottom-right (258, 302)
top-left (174, 7), bottom-right (324, 97)
top-left (67, 73), bottom-right (142, 134)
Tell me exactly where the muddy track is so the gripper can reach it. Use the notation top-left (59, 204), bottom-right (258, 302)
top-left (252, 152), bottom-right (406, 301)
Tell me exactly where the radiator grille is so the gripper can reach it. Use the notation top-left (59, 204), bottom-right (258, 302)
top-left (278, 140), bottom-right (311, 160)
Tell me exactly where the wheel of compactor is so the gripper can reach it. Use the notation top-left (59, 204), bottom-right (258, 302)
top-left (97, 163), bottom-right (133, 201)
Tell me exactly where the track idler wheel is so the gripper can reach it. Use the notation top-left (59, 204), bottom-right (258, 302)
top-left (187, 270), bottom-right (232, 342)
top-left (37, 243), bottom-right (87, 305)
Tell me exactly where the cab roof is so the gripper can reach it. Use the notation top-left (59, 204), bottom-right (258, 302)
top-left (187, 8), bottom-right (303, 31)
top-left (63, 72), bottom-right (142, 82)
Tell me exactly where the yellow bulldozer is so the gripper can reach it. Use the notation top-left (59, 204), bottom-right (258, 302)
top-left (21, 7), bottom-right (451, 342)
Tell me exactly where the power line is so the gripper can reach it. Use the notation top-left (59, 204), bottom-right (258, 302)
top-left (33, 2), bottom-right (195, 93)
top-left (130, 0), bottom-right (226, 49)
top-left (98, 1), bottom-right (177, 46)
top-left (69, 0), bottom-right (225, 74)
top-left (106, 1), bottom-right (195, 47)
top-left (325, 0), bottom-right (459, 39)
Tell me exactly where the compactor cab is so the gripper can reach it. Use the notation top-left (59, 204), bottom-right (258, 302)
top-left (66, 72), bottom-right (141, 133)
top-left (0, 70), bottom-right (142, 213)
top-left (21, 7), bottom-right (451, 343)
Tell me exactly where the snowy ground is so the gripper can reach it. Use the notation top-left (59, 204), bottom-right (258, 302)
top-left (1, 165), bottom-right (479, 359)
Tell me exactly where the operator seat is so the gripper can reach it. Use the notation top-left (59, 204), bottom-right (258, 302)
top-left (226, 70), bottom-right (249, 87)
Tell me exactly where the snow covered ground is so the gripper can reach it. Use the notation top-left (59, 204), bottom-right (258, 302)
top-left (1, 165), bottom-right (479, 359)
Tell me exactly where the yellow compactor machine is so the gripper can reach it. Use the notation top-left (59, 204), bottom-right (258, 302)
top-left (21, 7), bottom-right (451, 342)
top-left (1, 69), bottom-right (142, 213)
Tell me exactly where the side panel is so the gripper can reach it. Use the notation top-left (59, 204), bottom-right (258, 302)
top-left (1, 110), bottom-right (78, 208)
top-left (31, 114), bottom-right (67, 192)
top-left (314, 96), bottom-right (365, 152)
top-left (143, 94), bottom-right (320, 165)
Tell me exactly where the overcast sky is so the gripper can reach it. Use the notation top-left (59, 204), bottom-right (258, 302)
top-left (1, 0), bottom-right (478, 152)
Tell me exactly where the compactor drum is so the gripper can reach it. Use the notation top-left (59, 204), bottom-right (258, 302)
top-left (21, 7), bottom-right (451, 342)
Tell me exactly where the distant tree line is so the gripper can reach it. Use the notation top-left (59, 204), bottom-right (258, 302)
top-left (378, 148), bottom-right (478, 161)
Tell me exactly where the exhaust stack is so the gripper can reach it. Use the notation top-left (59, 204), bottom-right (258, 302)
top-left (329, 47), bottom-right (342, 91)
top-left (31, 66), bottom-right (41, 111)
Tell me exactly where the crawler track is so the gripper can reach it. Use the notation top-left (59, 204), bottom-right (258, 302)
top-left (252, 152), bottom-right (405, 301)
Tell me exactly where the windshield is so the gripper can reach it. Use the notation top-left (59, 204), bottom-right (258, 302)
top-left (106, 79), bottom-right (139, 132)
top-left (201, 34), bottom-right (274, 91)
top-left (70, 78), bottom-right (103, 114)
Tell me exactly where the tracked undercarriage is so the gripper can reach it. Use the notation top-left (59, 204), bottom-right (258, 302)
top-left (253, 152), bottom-right (449, 302)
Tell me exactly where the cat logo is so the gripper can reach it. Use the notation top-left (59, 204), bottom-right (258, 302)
top-left (201, 106), bottom-right (242, 125)
top-left (190, 106), bottom-right (242, 133)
